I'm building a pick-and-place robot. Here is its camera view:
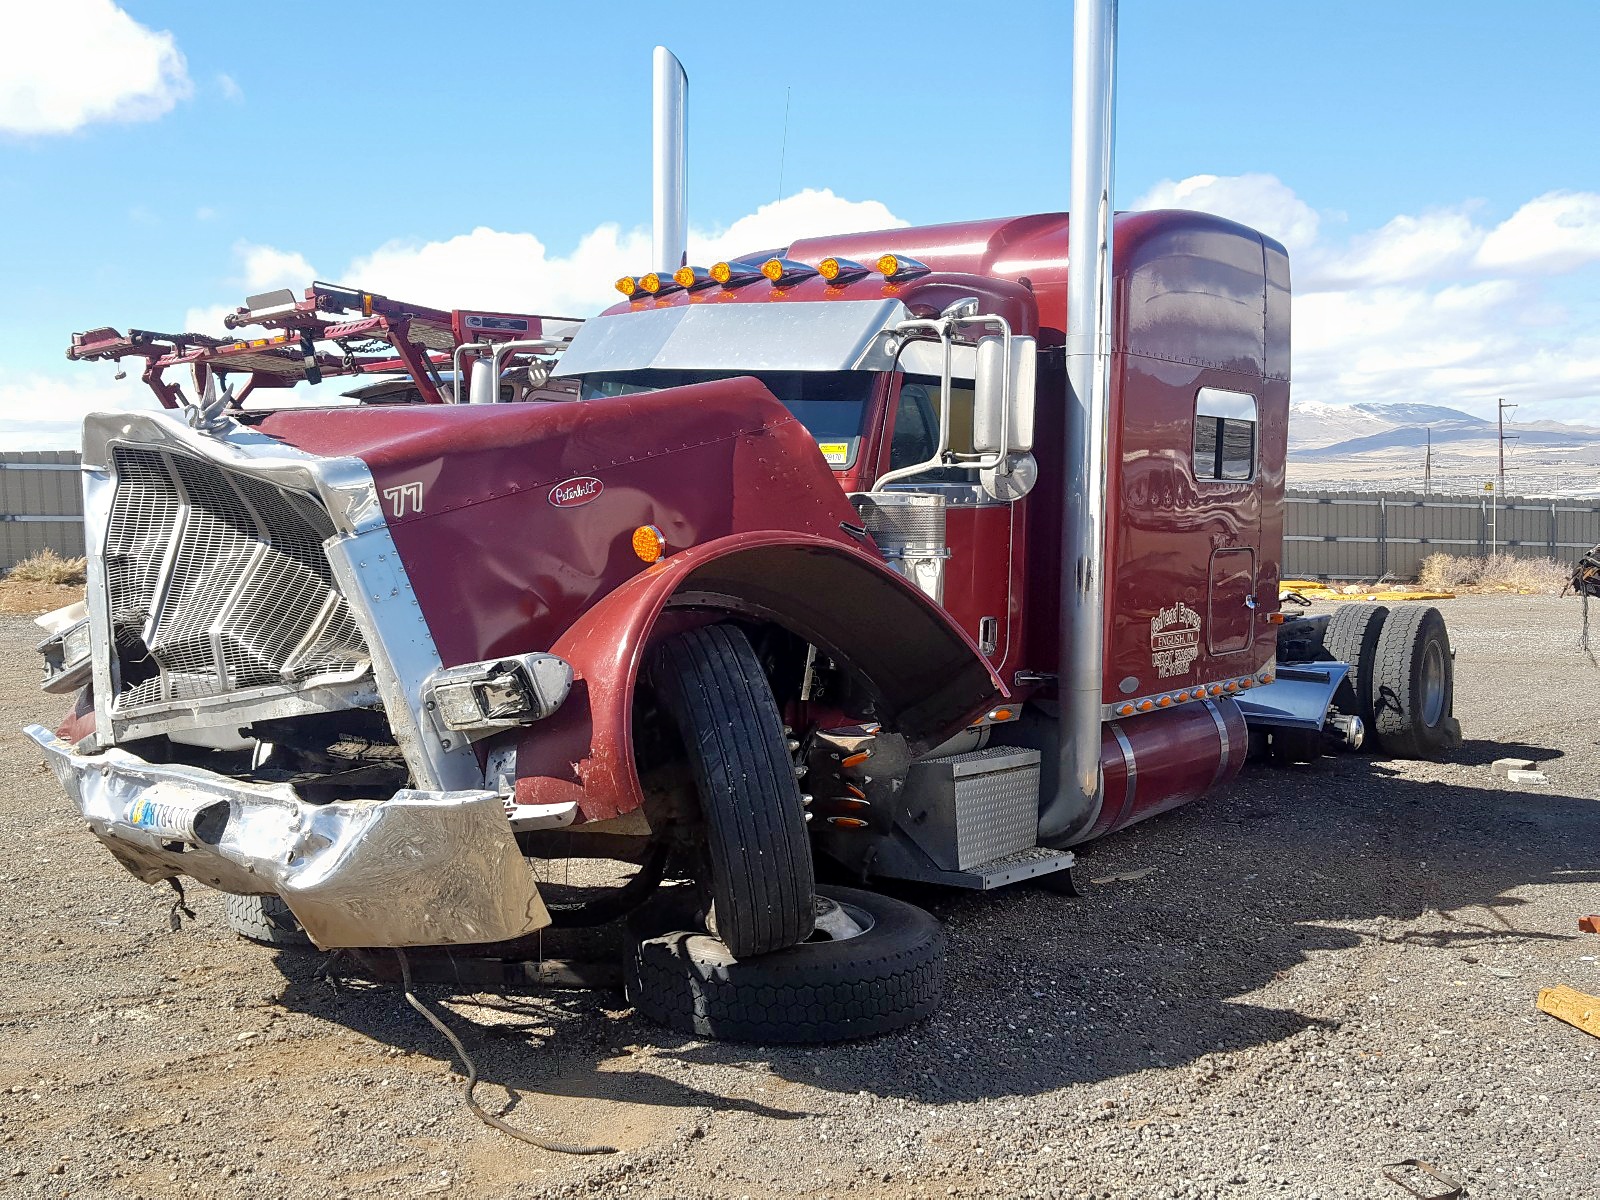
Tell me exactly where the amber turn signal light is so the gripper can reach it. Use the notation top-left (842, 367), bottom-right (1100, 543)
top-left (631, 525), bottom-right (666, 563)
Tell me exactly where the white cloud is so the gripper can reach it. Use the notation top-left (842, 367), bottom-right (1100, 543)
top-left (0, 0), bottom-right (192, 136)
top-left (345, 187), bottom-right (905, 317)
top-left (1305, 210), bottom-right (1483, 289)
top-left (0, 370), bottom-right (158, 450)
top-left (1476, 190), bottom-right (1600, 275)
top-left (1135, 174), bottom-right (1600, 421)
top-left (240, 243), bottom-right (316, 291)
top-left (216, 73), bottom-right (243, 103)
top-left (1135, 173), bottom-right (1321, 254)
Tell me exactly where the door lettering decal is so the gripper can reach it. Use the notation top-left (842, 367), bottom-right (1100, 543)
top-left (1151, 602), bottom-right (1202, 678)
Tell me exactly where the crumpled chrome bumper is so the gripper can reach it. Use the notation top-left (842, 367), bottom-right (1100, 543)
top-left (26, 725), bottom-right (549, 949)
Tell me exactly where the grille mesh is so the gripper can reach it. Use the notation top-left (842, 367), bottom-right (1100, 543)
top-left (104, 446), bottom-right (369, 711)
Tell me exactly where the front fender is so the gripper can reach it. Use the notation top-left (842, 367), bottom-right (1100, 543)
top-left (515, 530), bottom-right (1005, 821)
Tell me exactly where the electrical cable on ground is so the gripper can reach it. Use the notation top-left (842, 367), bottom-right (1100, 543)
top-left (394, 949), bottom-right (616, 1156)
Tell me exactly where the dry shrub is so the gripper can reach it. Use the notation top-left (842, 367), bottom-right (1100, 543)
top-left (1417, 552), bottom-right (1570, 595)
top-left (6, 548), bottom-right (87, 586)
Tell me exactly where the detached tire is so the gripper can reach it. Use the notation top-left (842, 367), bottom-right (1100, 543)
top-left (1324, 603), bottom-right (1389, 732)
top-left (646, 624), bottom-right (814, 959)
top-left (225, 894), bottom-right (310, 947)
top-left (626, 885), bottom-right (945, 1043)
top-left (1371, 604), bottom-right (1457, 759)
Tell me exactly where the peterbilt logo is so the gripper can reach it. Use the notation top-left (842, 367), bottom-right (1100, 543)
top-left (549, 476), bottom-right (603, 508)
top-left (382, 481), bottom-right (424, 518)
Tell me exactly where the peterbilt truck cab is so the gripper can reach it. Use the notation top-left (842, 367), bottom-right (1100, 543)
top-left (30, 208), bottom-right (1454, 1045)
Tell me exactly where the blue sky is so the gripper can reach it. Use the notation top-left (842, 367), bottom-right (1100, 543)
top-left (3, 0), bottom-right (1599, 446)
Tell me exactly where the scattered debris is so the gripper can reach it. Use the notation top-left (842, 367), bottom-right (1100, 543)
top-left (1536, 984), bottom-right (1600, 1039)
top-left (1089, 867), bottom-right (1157, 885)
top-left (1491, 757), bottom-right (1535, 772)
top-left (1578, 915), bottom-right (1600, 935)
top-left (1382, 1158), bottom-right (1464, 1199)
top-left (1506, 769), bottom-right (1548, 785)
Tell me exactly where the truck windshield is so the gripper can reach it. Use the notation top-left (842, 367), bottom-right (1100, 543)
top-left (579, 369), bottom-right (874, 469)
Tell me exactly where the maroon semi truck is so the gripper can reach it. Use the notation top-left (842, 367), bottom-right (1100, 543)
top-left (29, 204), bottom-right (1458, 1043)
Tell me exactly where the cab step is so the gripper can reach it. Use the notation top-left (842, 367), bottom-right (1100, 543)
top-left (870, 745), bottom-right (1073, 890)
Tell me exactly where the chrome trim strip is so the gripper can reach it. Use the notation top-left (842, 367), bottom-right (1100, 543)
top-left (1108, 720), bottom-right (1137, 827)
top-left (1201, 699), bottom-right (1232, 786)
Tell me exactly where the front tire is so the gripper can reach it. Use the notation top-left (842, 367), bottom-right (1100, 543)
top-left (225, 893), bottom-right (310, 947)
top-left (645, 624), bottom-right (814, 958)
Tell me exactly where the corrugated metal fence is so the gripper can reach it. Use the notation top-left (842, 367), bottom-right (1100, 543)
top-left (1, 452), bottom-right (1597, 581)
top-left (1285, 490), bottom-right (1600, 580)
top-left (1, 452), bottom-right (86, 569)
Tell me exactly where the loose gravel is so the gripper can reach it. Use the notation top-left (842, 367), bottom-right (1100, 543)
top-left (2, 596), bottom-right (1598, 1198)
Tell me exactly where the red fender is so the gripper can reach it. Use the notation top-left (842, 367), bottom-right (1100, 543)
top-left (515, 530), bottom-right (1006, 821)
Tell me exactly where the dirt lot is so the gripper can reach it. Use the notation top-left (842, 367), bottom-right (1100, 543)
top-left (2, 596), bottom-right (1599, 1199)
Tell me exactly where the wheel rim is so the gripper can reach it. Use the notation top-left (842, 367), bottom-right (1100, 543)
top-left (806, 896), bottom-right (876, 943)
top-left (1420, 639), bottom-right (1447, 726)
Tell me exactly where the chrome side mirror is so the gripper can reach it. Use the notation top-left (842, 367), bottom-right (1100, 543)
top-left (972, 335), bottom-right (1008, 454)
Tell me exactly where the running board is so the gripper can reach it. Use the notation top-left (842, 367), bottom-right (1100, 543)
top-left (870, 831), bottom-right (1075, 890)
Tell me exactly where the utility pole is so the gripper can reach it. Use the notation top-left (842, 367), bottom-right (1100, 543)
top-left (1424, 427), bottom-right (1432, 496)
top-left (1494, 397), bottom-right (1518, 557)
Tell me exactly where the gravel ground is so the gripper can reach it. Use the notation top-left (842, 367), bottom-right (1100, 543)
top-left (2, 596), bottom-right (1599, 1199)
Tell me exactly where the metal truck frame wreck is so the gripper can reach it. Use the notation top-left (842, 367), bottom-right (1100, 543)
top-left (30, 15), bottom-right (1457, 1042)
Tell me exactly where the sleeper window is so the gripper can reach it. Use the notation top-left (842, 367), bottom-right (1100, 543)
top-left (1192, 388), bottom-right (1257, 482)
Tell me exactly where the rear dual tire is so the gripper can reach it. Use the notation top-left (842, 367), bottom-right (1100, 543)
top-left (1325, 602), bottom-right (1456, 760)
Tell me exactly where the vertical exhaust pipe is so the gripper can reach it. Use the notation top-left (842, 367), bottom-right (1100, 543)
top-left (1054, 0), bottom-right (1118, 843)
top-left (652, 46), bottom-right (688, 274)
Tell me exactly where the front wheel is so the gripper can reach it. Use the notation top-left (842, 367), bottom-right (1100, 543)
top-left (645, 624), bottom-right (814, 958)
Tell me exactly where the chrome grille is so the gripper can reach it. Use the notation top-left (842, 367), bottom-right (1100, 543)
top-left (103, 445), bottom-right (369, 711)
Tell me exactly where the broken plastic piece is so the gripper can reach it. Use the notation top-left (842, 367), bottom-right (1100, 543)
top-left (1381, 1159), bottom-right (1463, 1199)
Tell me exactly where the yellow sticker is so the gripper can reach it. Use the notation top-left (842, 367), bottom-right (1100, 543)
top-left (818, 441), bottom-right (849, 465)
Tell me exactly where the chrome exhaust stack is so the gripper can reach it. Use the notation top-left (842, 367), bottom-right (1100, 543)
top-left (652, 46), bottom-right (688, 274)
top-left (1051, 0), bottom-right (1119, 844)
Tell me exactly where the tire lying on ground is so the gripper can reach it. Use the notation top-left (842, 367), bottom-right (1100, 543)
top-left (225, 893), bottom-right (311, 947)
top-left (1371, 604), bottom-right (1458, 759)
top-left (1323, 602), bottom-right (1389, 734)
top-left (626, 885), bottom-right (946, 1044)
top-left (645, 623), bottom-right (814, 959)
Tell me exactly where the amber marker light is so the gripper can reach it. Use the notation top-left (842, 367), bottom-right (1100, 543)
top-left (841, 751), bottom-right (872, 769)
top-left (615, 276), bottom-right (638, 297)
top-left (876, 252), bottom-right (931, 281)
top-left (631, 525), bottom-right (666, 563)
top-left (1116, 703), bottom-right (1134, 716)
top-left (674, 265), bottom-right (714, 290)
top-left (638, 272), bottom-right (662, 294)
top-left (827, 816), bottom-right (869, 829)
top-left (1158, 696), bottom-right (1173, 708)
top-left (760, 258), bottom-right (784, 281)
top-left (818, 256), bottom-right (870, 284)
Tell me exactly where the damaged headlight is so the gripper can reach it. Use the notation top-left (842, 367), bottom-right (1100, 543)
top-left (425, 653), bottom-right (572, 741)
top-left (35, 601), bottom-right (92, 695)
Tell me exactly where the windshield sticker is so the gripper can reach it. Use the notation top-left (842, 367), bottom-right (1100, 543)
top-left (1151, 602), bottom-right (1202, 678)
top-left (817, 441), bottom-right (849, 466)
